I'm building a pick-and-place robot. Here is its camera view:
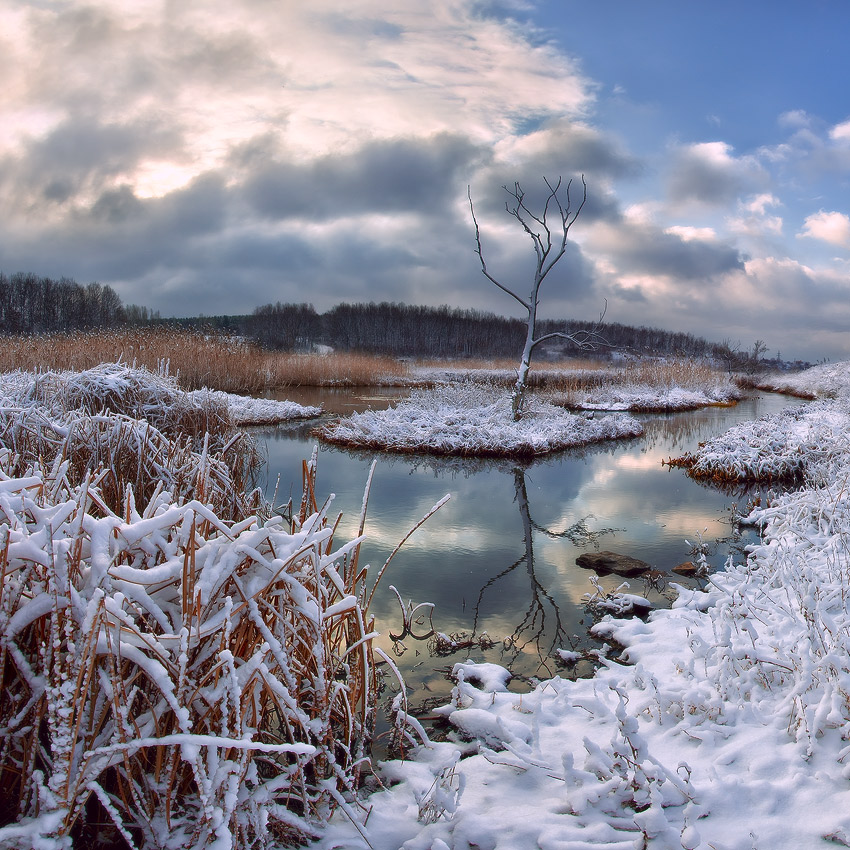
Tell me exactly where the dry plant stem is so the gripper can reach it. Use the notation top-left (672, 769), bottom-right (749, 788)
top-left (0, 447), bottom-right (441, 847)
top-left (0, 329), bottom-right (408, 392)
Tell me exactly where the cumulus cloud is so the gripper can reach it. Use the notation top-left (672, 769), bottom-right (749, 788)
top-left (666, 141), bottom-right (768, 207)
top-left (799, 210), bottom-right (850, 248)
top-left (587, 215), bottom-right (744, 282)
top-left (829, 119), bottom-right (850, 143)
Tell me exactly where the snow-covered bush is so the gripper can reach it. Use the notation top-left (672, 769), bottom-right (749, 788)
top-left (316, 384), bottom-right (642, 457)
top-left (669, 399), bottom-right (850, 483)
top-left (0, 365), bottom-right (269, 520)
top-left (0, 452), bottom-right (385, 848)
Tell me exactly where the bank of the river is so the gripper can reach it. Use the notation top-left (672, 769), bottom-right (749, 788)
top-left (300, 377), bottom-right (850, 849)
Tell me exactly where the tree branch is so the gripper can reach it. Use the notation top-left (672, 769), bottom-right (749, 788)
top-left (468, 186), bottom-right (530, 312)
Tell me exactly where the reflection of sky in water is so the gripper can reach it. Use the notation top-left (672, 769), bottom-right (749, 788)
top-left (254, 390), bottom-right (807, 721)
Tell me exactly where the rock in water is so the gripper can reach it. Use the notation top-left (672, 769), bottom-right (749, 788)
top-left (575, 550), bottom-right (652, 577)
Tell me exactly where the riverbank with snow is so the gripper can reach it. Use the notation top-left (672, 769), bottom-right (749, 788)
top-left (311, 390), bottom-right (850, 850)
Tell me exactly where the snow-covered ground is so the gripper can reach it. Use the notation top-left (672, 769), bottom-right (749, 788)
top-left (559, 383), bottom-right (740, 412)
top-left (407, 364), bottom-right (741, 412)
top-left (188, 388), bottom-right (321, 425)
top-left (317, 384), bottom-right (643, 456)
top-left (670, 398), bottom-right (850, 483)
top-left (310, 394), bottom-right (850, 850)
top-left (752, 359), bottom-right (850, 399)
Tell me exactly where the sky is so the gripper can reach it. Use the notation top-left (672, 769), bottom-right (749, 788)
top-left (2, 1), bottom-right (850, 362)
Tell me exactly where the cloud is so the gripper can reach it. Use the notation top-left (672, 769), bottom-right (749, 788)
top-left (799, 210), bottom-right (850, 248)
top-left (242, 133), bottom-right (486, 220)
top-left (666, 141), bottom-right (768, 207)
top-left (587, 215), bottom-right (744, 282)
top-left (829, 119), bottom-right (850, 143)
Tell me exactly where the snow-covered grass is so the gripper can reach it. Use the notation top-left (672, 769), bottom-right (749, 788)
top-left (0, 364), bottom-right (320, 517)
top-left (747, 359), bottom-right (850, 399)
top-left (0, 450), bottom-right (402, 848)
top-left (309, 394), bottom-right (850, 849)
top-left (410, 358), bottom-right (742, 412)
top-left (316, 384), bottom-right (643, 457)
top-left (669, 398), bottom-right (850, 484)
top-left (188, 389), bottom-right (321, 426)
top-left (0, 365), bottom-right (443, 847)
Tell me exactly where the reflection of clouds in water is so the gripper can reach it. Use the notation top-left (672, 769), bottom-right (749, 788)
top-left (252, 389), bottom-right (808, 695)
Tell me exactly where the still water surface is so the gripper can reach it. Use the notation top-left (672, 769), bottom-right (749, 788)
top-left (254, 388), bottom-right (805, 728)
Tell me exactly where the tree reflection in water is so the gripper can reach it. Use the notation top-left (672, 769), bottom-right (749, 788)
top-left (471, 466), bottom-right (619, 679)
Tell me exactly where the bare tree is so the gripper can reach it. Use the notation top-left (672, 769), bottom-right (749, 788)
top-left (469, 176), bottom-right (605, 420)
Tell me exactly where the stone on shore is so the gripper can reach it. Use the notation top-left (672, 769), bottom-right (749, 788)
top-left (575, 551), bottom-right (652, 577)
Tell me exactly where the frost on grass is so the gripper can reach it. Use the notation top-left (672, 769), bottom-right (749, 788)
top-left (559, 382), bottom-right (740, 412)
top-left (669, 398), bottom-right (850, 483)
top-left (312, 395), bottom-right (850, 850)
top-left (316, 384), bottom-right (642, 457)
top-left (0, 362), bottom-right (319, 432)
top-left (749, 359), bottom-right (850, 399)
top-left (0, 364), bottom-right (321, 518)
top-left (188, 389), bottom-right (321, 426)
top-left (0, 449), bottom-right (395, 849)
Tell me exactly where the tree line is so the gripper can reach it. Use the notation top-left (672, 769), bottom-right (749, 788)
top-left (238, 300), bottom-right (751, 364)
top-left (0, 272), bottom-right (798, 369)
top-left (0, 272), bottom-right (158, 333)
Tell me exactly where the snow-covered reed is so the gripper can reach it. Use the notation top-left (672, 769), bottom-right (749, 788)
top-left (316, 383), bottom-right (643, 457)
top-left (0, 445), bottom-right (420, 848)
top-left (0, 364), bottom-right (266, 520)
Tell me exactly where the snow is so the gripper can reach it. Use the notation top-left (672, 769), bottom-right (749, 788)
top-left (309, 394), bottom-right (850, 850)
top-left (407, 364), bottom-right (741, 412)
top-left (671, 398), bottom-right (850, 483)
top-left (753, 359), bottom-right (850, 399)
top-left (188, 388), bottom-right (321, 425)
top-left (565, 383), bottom-right (740, 412)
top-left (0, 362), bottom-right (320, 427)
top-left (317, 384), bottom-right (643, 456)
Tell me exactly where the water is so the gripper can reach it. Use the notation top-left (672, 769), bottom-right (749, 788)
top-left (253, 388), bottom-right (805, 737)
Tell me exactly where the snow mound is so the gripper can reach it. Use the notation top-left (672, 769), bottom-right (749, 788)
top-left (670, 398), bottom-right (850, 482)
top-left (753, 360), bottom-right (850, 399)
top-left (316, 384), bottom-right (642, 457)
top-left (565, 383), bottom-right (740, 412)
top-left (189, 388), bottom-right (321, 425)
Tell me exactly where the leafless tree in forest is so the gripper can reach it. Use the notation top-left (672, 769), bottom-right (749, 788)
top-left (469, 176), bottom-right (606, 420)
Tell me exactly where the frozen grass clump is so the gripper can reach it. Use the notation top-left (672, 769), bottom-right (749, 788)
top-left (0, 365), bottom-right (266, 519)
top-left (316, 383), bottom-right (642, 457)
top-left (0, 452), bottom-right (407, 848)
top-left (747, 359), bottom-right (850, 399)
top-left (669, 399), bottom-right (850, 483)
top-left (189, 389), bottom-right (322, 426)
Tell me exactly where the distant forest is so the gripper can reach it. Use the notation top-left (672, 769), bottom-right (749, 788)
top-left (0, 272), bottom-right (802, 369)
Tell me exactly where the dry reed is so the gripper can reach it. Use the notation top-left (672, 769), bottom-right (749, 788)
top-left (0, 364), bottom-right (262, 521)
top-left (0, 329), bottom-right (409, 393)
top-left (0, 445), bottom-right (435, 848)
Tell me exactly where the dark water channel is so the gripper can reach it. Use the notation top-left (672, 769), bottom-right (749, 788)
top-left (253, 388), bottom-right (805, 743)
